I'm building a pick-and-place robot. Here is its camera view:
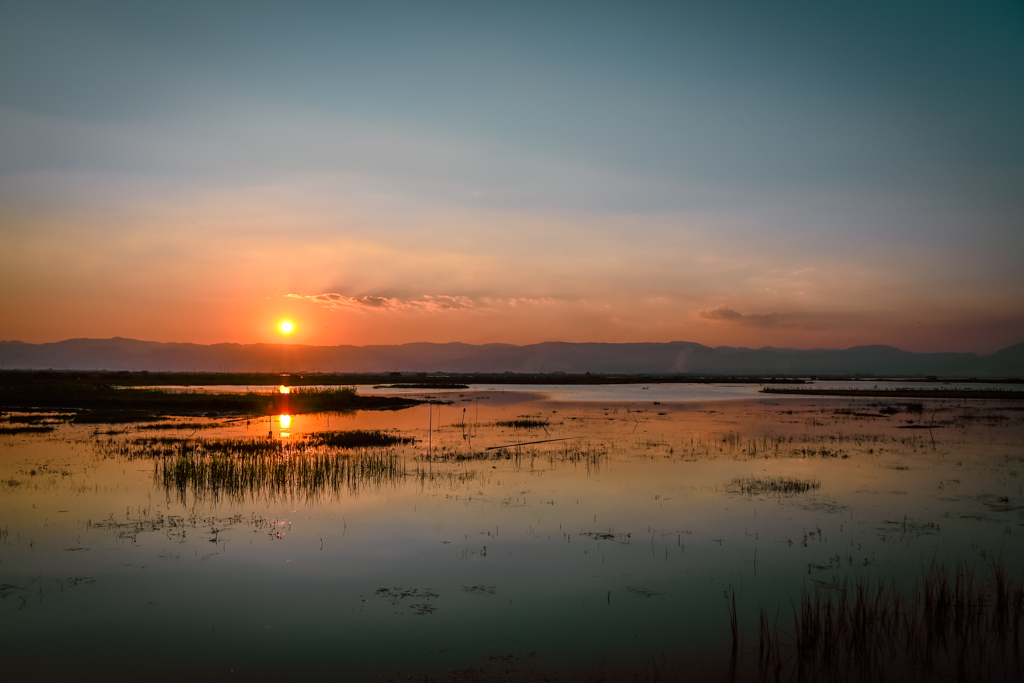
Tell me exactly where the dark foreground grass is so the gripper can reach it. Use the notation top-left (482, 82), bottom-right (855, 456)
top-left (759, 562), bottom-right (1024, 682)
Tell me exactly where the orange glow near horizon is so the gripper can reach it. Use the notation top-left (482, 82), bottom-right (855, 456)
top-left (279, 385), bottom-right (290, 394)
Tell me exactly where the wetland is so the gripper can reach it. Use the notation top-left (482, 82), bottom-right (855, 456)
top-left (1, 378), bottom-right (1023, 681)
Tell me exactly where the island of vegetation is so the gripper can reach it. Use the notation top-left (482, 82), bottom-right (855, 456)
top-left (0, 370), bottom-right (422, 423)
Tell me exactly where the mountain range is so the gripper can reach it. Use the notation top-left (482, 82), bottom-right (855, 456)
top-left (2, 337), bottom-right (1023, 377)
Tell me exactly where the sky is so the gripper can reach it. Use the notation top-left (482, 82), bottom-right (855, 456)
top-left (1, 0), bottom-right (1022, 353)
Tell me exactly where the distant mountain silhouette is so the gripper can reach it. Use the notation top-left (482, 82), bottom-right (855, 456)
top-left (1, 337), bottom-right (1022, 377)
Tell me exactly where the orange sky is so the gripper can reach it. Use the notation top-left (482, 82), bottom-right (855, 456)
top-left (1, 183), bottom-right (1020, 353)
top-left (1, 3), bottom-right (1022, 353)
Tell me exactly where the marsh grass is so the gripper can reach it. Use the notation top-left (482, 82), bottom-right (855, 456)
top-left (0, 373), bottom-right (420, 421)
top-left (135, 421), bottom-right (225, 431)
top-left (0, 425), bottom-right (55, 435)
top-left (759, 562), bottom-right (1024, 682)
top-left (422, 442), bottom-right (605, 471)
top-left (96, 431), bottom-right (414, 502)
top-left (495, 418), bottom-right (550, 429)
top-left (305, 430), bottom-right (415, 448)
top-left (155, 447), bottom-right (405, 503)
top-left (727, 476), bottom-right (821, 496)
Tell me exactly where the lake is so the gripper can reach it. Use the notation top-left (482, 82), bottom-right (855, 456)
top-left (2, 384), bottom-right (1022, 681)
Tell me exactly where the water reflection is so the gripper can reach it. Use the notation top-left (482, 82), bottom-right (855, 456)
top-left (3, 390), bottom-right (1024, 681)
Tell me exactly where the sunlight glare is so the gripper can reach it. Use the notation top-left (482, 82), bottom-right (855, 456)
top-left (280, 321), bottom-right (293, 334)
top-left (279, 385), bottom-right (290, 394)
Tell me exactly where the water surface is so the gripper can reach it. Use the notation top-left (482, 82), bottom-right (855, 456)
top-left (2, 386), bottom-right (1022, 680)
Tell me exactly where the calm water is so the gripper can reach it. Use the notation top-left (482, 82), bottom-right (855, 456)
top-left (2, 386), bottom-right (1022, 681)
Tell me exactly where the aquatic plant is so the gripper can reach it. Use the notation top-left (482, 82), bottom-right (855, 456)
top-left (305, 430), bottom-right (415, 448)
top-left (758, 562), bottom-right (1024, 682)
top-left (726, 476), bottom-right (821, 496)
top-left (95, 432), bottom-right (416, 503)
top-left (496, 418), bottom-right (550, 429)
top-left (155, 447), bottom-right (406, 504)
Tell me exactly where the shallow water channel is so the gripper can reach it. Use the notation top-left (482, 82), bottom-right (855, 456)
top-left (2, 386), bottom-right (1023, 681)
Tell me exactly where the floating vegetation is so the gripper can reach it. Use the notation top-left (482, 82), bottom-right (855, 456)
top-left (580, 531), bottom-right (630, 542)
top-left (792, 446), bottom-right (847, 459)
top-left (496, 418), bottom-right (550, 429)
top-left (758, 563), bottom-right (1024, 682)
top-left (422, 442), bottom-right (605, 471)
top-left (375, 587), bottom-right (439, 614)
top-left (727, 476), bottom-right (821, 496)
top-left (421, 448), bottom-right (519, 462)
top-left (305, 430), bottom-right (415, 448)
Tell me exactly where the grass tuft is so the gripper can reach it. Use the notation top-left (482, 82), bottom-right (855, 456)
top-left (727, 476), bottom-right (821, 496)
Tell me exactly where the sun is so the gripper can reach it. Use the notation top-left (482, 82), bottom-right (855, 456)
top-left (279, 321), bottom-right (293, 334)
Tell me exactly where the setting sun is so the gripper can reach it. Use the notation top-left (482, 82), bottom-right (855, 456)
top-left (279, 321), bottom-right (293, 334)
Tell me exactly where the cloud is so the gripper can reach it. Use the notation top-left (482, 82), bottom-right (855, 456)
top-left (697, 306), bottom-right (810, 329)
top-left (286, 293), bottom-right (563, 313)
top-left (287, 293), bottom-right (476, 312)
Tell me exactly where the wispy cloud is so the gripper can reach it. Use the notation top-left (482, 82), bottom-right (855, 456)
top-left (286, 293), bottom-right (556, 312)
top-left (286, 293), bottom-right (474, 312)
top-left (697, 306), bottom-right (813, 329)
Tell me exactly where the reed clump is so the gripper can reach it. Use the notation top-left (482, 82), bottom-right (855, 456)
top-left (759, 562), bottom-right (1024, 682)
top-left (95, 431), bottom-right (415, 502)
top-left (727, 476), bottom-right (821, 496)
top-left (496, 418), bottom-right (550, 429)
top-left (155, 446), bottom-right (406, 503)
top-left (305, 430), bottom-right (415, 448)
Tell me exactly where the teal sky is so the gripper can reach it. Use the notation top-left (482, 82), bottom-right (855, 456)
top-left (1, 1), bottom-right (1022, 351)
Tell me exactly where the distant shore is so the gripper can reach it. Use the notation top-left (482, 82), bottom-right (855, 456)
top-left (0, 371), bottom-right (421, 421)
top-left (3, 369), bottom-right (1023, 388)
top-left (761, 387), bottom-right (1024, 399)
